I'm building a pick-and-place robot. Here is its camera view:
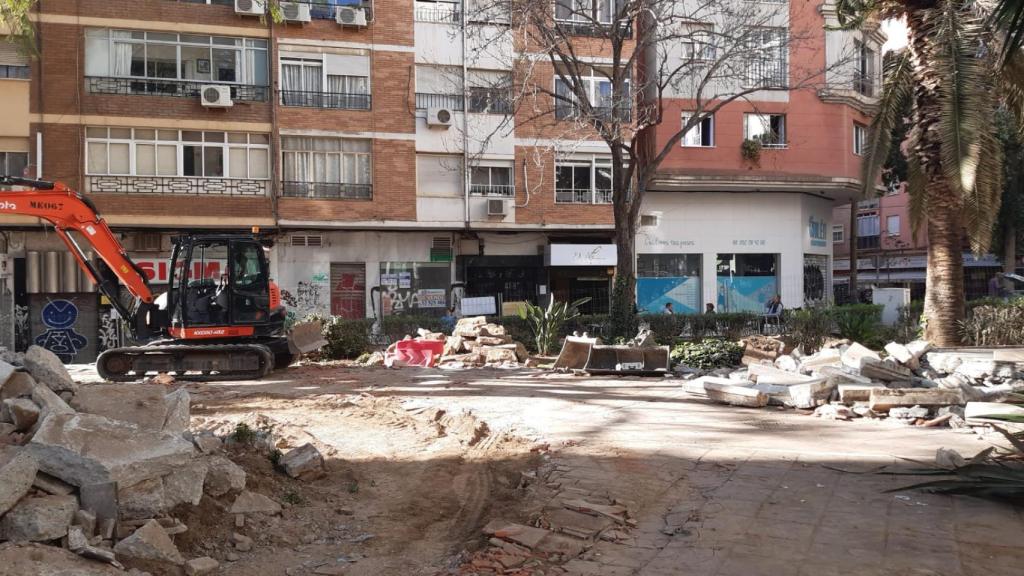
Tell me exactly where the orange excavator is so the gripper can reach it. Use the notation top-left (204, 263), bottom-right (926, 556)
top-left (0, 176), bottom-right (325, 381)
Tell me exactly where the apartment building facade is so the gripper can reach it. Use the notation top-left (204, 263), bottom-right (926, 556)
top-left (0, 0), bottom-right (877, 361)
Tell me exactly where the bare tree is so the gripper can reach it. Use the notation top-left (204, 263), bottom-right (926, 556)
top-left (444, 0), bottom-right (858, 331)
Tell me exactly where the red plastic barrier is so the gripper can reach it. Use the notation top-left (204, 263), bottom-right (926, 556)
top-left (390, 339), bottom-right (445, 367)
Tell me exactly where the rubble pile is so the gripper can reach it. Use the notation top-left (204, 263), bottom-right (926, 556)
top-left (0, 345), bottom-right (295, 575)
top-left (681, 338), bottom-right (1024, 426)
top-left (439, 317), bottom-right (529, 368)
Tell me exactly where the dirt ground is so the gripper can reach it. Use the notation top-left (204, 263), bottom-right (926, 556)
top-left (68, 363), bottom-right (1024, 576)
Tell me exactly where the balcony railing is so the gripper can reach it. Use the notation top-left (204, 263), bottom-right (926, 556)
top-left (415, 4), bottom-right (461, 22)
top-left (554, 19), bottom-right (633, 38)
top-left (555, 188), bottom-right (613, 204)
top-left (468, 89), bottom-right (513, 114)
top-left (470, 184), bottom-right (515, 197)
top-left (87, 77), bottom-right (269, 102)
top-left (856, 235), bottom-right (881, 250)
top-left (280, 90), bottom-right (371, 110)
top-left (555, 104), bottom-right (632, 122)
top-left (416, 92), bottom-right (465, 111)
top-left (282, 181), bottom-right (373, 200)
top-left (86, 175), bottom-right (269, 196)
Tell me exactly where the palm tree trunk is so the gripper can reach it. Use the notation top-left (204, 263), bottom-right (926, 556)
top-left (1004, 223), bottom-right (1017, 274)
top-left (848, 203), bottom-right (858, 303)
top-left (923, 184), bottom-right (965, 345)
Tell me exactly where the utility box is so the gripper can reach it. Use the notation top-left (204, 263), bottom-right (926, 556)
top-left (872, 287), bottom-right (911, 326)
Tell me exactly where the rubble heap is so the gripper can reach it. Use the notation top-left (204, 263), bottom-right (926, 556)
top-left (682, 338), bottom-right (1024, 426)
top-left (0, 345), bottom-right (292, 575)
top-left (439, 317), bottom-right (529, 369)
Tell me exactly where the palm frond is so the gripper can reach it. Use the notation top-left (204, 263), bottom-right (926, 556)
top-left (993, 0), bottom-right (1024, 59)
top-left (963, 126), bottom-right (1004, 254)
top-left (999, 48), bottom-right (1024, 133)
top-left (860, 50), bottom-right (914, 198)
top-left (935, 0), bottom-right (992, 199)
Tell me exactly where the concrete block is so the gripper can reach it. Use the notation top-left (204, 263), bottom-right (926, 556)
top-left (27, 413), bottom-right (194, 488)
top-left (0, 447), bottom-right (39, 516)
top-left (185, 557), bottom-right (220, 576)
top-left (868, 388), bottom-right (965, 412)
top-left (800, 348), bottom-right (842, 371)
top-left (785, 378), bottom-right (836, 409)
top-left (79, 482), bottom-right (119, 526)
top-left (859, 358), bottom-right (913, 383)
top-left (704, 382), bottom-right (769, 408)
top-left (682, 376), bottom-right (753, 396)
top-left (0, 360), bottom-right (16, 389)
top-left (279, 443), bottom-right (325, 480)
top-left (162, 389), bottom-right (190, 434)
top-left (838, 384), bottom-right (887, 404)
top-left (1, 371), bottom-right (36, 401)
top-left (0, 494), bottom-right (78, 542)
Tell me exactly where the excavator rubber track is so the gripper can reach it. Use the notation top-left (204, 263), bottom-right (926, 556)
top-left (97, 343), bottom-right (274, 382)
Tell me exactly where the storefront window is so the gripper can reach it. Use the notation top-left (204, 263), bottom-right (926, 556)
top-left (636, 254), bottom-right (702, 313)
top-left (379, 262), bottom-right (450, 315)
top-left (716, 253), bottom-right (778, 312)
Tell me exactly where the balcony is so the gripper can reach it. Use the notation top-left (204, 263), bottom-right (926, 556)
top-left (415, 3), bottom-right (460, 23)
top-left (86, 175), bottom-right (269, 196)
top-left (281, 181), bottom-right (373, 200)
top-left (280, 90), bottom-right (371, 110)
top-left (555, 104), bottom-right (632, 122)
top-left (857, 235), bottom-right (881, 251)
top-left (87, 77), bottom-right (269, 102)
top-left (555, 188), bottom-right (613, 204)
top-left (416, 92), bottom-right (465, 111)
top-left (554, 19), bottom-right (633, 38)
top-left (854, 72), bottom-right (875, 97)
top-left (470, 184), bottom-right (515, 197)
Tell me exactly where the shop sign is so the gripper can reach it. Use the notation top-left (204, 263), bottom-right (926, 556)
top-left (546, 244), bottom-right (617, 267)
top-left (133, 258), bottom-right (225, 284)
top-left (416, 289), bottom-right (447, 308)
top-left (808, 216), bottom-right (827, 248)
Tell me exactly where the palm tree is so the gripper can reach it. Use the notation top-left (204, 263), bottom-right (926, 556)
top-left (837, 0), bottom-right (1021, 346)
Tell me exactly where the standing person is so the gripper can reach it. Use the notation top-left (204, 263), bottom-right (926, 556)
top-left (663, 302), bottom-right (675, 315)
top-left (989, 272), bottom-right (1007, 299)
top-left (441, 306), bottom-right (458, 332)
top-left (705, 303), bottom-right (716, 314)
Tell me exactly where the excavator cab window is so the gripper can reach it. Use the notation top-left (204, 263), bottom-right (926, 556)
top-left (229, 240), bottom-right (269, 324)
top-left (183, 241), bottom-right (229, 327)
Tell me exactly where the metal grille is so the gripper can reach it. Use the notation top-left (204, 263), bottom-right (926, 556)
top-left (416, 93), bottom-right (465, 111)
top-left (554, 20), bottom-right (633, 38)
top-left (555, 188), bottom-right (613, 204)
top-left (415, 4), bottom-right (460, 22)
top-left (87, 77), bottom-right (269, 102)
top-left (280, 90), bottom-right (372, 110)
top-left (281, 181), bottom-right (373, 200)
top-left (469, 184), bottom-right (515, 197)
top-left (86, 176), bottom-right (269, 196)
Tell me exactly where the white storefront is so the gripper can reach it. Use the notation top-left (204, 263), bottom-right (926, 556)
top-left (636, 192), bottom-right (834, 314)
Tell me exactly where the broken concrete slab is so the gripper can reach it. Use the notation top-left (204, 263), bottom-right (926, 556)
top-left (118, 477), bottom-right (165, 521)
top-left (185, 556), bottom-right (219, 576)
top-left (0, 447), bottom-right (39, 516)
top-left (906, 340), bottom-right (932, 363)
top-left (841, 343), bottom-right (881, 370)
top-left (704, 382), bottom-right (769, 408)
top-left (29, 380), bottom-right (74, 423)
top-left (747, 363), bottom-right (816, 385)
top-left (815, 365), bottom-right (875, 385)
top-left (885, 342), bottom-right (915, 366)
top-left (993, 348), bottom-right (1024, 362)
top-left (773, 355), bottom-right (799, 373)
top-left (868, 388), bottom-right (965, 412)
top-left (889, 405), bottom-right (930, 420)
top-left (800, 348), bottom-right (843, 371)
top-left (162, 389), bottom-right (190, 435)
top-left (113, 519), bottom-right (184, 566)
top-left (279, 443), bottom-right (325, 480)
top-left (67, 525), bottom-right (121, 568)
top-left (27, 413), bottom-right (195, 488)
top-left (483, 347), bottom-right (518, 365)
top-left (562, 499), bottom-right (629, 525)
top-left (454, 316), bottom-right (487, 338)
top-left (1, 371), bottom-right (36, 401)
top-left (682, 376), bottom-right (754, 396)
top-left (483, 520), bottom-right (550, 549)
top-left (23, 346), bottom-right (76, 393)
top-left (0, 494), bottom-right (78, 542)
top-left (814, 404), bottom-right (854, 420)
top-left (785, 378), bottom-right (836, 409)
top-left (79, 482), bottom-right (119, 526)
top-left (230, 491), bottom-right (281, 515)
top-left (33, 472), bottom-right (74, 496)
top-left (838, 384), bottom-right (888, 404)
top-left (4, 398), bottom-right (40, 431)
top-left (70, 385), bottom-right (168, 432)
top-left (163, 459), bottom-right (208, 508)
top-left (204, 455), bottom-right (246, 497)
top-left (859, 358), bottom-right (913, 383)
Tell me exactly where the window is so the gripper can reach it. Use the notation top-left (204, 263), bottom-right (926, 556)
top-left (853, 123), bottom-right (867, 156)
top-left (379, 262), bottom-right (451, 315)
top-left (470, 165), bottom-right (513, 196)
top-left (0, 65), bottom-right (28, 79)
top-left (744, 113), bottom-right (786, 147)
top-left (887, 215), bottom-right (901, 236)
top-left (84, 29), bottom-right (268, 86)
top-left (554, 0), bottom-right (614, 25)
top-left (280, 52), bottom-right (371, 109)
top-left (281, 137), bottom-right (372, 199)
top-left (0, 152), bottom-right (28, 178)
top-left (467, 71), bottom-right (512, 114)
top-left (554, 67), bottom-right (630, 120)
top-left (85, 127), bottom-right (269, 179)
top-left (716, 253), bottom-right (779, 313)
top-left (682, 27), bottom-right (716, 61)
top-left (637, 254), bottom-right (702, 313)
top-left (832, 224), bottom-right (844, 244)
top-left (555, 157), bottom-right (613, 204)
top-left (745, 28), bottom-right (787, 87)
top-left (681, 112), bottom-right (714, 147)
top-left (855, 40), bottom-right (876, 96)
top-left (415, 0), bottom-right (461, 22)
top-left (856, 213), bottom-right (880, 249)
top-left (417, 154), bottom-right (463, 197)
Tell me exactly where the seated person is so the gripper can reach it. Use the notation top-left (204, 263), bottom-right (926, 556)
top-left (762, 295), bottom-right (784, 330)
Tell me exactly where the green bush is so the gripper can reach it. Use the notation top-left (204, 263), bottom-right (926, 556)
top-left (787, 306), bottom-right (833, 354)
top-left (831, 304), bottom-right (884, 345)
top-left (318, 316), bottom-right (374, 359)
top-left (380, 315), bottom-right (446, 341)
top-left (670, 338), bottom-right (744, 370)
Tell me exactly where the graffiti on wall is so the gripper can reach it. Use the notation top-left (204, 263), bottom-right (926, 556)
top-left (282, 270), bottom-right (331, 323)
top-left (97, 309), bottom-right (123, 352)
top-left (34, 299), bottom-right (89, 363)
top-left (14, 304), bottom-right (29, 351)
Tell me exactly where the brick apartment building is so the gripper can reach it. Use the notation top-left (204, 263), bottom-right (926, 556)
top-left (0, 0), bottom-right (880, 361)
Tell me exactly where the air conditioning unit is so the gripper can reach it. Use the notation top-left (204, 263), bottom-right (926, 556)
top-left (201, 85), bottom-right (234, 108)
top-left (335, 5), bottom-right (368, 26)
top-left (487, 198), bottom-right (508, 216)
top-left (234, 0), bottom-right (266, 16)
top-left (280, 1), bottom-right (312, 22)
top-left (427, 107), bottom-right (453, 128)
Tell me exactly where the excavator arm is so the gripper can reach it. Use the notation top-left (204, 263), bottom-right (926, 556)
top-left (0, 177), bottom-right (159, 338)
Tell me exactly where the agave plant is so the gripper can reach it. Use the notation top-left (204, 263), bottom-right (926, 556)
top-left (518, 297), bottom-right (590, 356)
top-left (836, 0), bottom-right (1024, 346)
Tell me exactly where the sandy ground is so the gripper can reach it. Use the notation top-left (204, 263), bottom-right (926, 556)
top-left (66, 363), bottom-right (1024, 575)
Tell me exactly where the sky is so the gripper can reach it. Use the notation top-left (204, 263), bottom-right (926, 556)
top-left (882, 18), bottom-right (909, 53)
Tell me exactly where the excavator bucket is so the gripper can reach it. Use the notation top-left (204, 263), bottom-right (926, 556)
top-left (287, 320), bottom-right (328, 355)
top-left (582, 345), bottom-right (671, 376)
top-left (553, 335), bottom-right (598, 370)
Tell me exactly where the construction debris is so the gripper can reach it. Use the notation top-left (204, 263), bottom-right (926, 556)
top-left (438, 317), bottom-right (530, 368)
top-left (278, 443), bottom-right (325, 480)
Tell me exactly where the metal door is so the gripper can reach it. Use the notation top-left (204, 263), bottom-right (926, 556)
top-left (330, 263), bottom-right (366, 318)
